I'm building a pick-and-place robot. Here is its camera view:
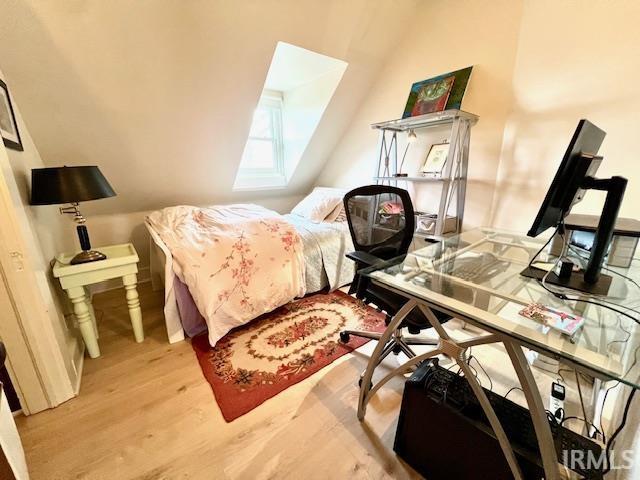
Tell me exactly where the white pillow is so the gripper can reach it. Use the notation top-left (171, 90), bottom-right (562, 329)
top-left (324, 202), bottom-right (346, 222)
top-left (291, 187), bottom-right (345, 223)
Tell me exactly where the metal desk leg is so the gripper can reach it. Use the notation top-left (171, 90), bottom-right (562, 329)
top-left (357, 299), bottom-right (417, 421)
top-left (455, 352), bottom-right (524, 480)
top-left (505, 341), bottom-right (560, 480)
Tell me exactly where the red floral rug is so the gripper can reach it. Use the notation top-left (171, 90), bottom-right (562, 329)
top-left (191, 290), bottom-right (386, 422)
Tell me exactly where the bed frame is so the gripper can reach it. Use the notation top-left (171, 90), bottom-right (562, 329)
top-left (146, 222), bottom-right (186, 343)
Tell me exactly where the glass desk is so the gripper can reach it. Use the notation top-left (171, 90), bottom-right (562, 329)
top-left (358, 228), bottom-right (640, 480)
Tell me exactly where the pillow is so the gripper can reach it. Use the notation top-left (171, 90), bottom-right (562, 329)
top-left (291, 187), bottom-right (345, 223)
top-left (325, 202), bottom-right (346, 222)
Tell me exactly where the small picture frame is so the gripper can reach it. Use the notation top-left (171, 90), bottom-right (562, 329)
top-left (420, 142), bottom-right (449, 176)
top-left (0, 78), bottom-right (23, 151)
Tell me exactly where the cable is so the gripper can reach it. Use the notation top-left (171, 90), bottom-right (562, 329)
top-left (599, 345), bottom-right (640, 449)
top-left (468, 355), bottom-right (493, 392)
top-left (603, 388), bottom-right (636, 474)
top-left (574, 371), bottom-right (592, 436)
top-left (527, 226), bottom-right (559, 270)
top-left (569, 243), bottom-right (640, 291)
top-left (536, 278), bottom-right (640, 326)
top-left (504, 386), bottom-right (523, 400)
top-left (560, 416), bottom-right (603, 441)
top-left (531, 226), bottom-right (640, 325)
top-left (599, 382), bottom-right (618, 446)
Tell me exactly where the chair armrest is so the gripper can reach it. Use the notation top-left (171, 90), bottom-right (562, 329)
top-left (346, 251), bottom-right (383, 267)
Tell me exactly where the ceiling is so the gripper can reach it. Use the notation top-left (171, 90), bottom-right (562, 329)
top-left (0, 0), bottom-right (419, 215)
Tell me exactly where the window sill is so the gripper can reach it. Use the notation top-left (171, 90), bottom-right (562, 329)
top-left (232, 174), bottom-right (287, 192)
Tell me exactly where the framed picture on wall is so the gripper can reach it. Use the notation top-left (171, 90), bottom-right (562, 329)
top-left (420, 142), bottom-right (450, 176)
top-left (0, 79), bottom-right (23, 151)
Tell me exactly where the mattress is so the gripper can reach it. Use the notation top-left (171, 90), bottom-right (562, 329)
top-left (174, 215), bottom-right (354, 337)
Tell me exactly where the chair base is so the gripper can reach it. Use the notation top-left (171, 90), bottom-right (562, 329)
top-left (340, 328), bottom-right (439, 378)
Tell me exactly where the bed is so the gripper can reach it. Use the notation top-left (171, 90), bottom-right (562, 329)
top-left (146, 188), bottom-right (356, 345)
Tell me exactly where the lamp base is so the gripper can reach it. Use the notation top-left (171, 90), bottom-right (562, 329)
top-left (70, 250), bottom-right (107, 265)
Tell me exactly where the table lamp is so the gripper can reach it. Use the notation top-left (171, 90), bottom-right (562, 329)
top-left (30, 166), bottom-right (116, 264)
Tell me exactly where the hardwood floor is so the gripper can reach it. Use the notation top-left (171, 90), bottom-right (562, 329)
top-left (15, 284), bottom-right (419, 479)
top-left (15, 283), bottom-right (591, 479)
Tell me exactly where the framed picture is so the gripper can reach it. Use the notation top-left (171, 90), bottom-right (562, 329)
top-left (420, 142), bottom-right (450, 176)
top-left (0, 79), bottom-right (23, 151)
top-left (402, 66), bottom-right (473, 119)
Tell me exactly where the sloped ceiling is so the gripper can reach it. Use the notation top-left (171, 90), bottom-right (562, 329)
top-left (0, 0), bottom-right (418, 215)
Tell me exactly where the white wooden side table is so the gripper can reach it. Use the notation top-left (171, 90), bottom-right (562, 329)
top-left (53, 243), bottom-right (144, 358)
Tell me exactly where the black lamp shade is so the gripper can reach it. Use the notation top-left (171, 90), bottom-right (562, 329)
top-left (30, 166), bottom-right (116, 205)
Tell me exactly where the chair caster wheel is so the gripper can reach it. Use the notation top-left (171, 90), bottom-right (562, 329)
top-left (358, 377), bottom-right (373, 391)
top-left (392, 345), bottom-right (402, 355)
top-left (339, 332), bottom-right (350, 343)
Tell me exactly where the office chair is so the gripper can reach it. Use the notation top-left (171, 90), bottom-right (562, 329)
top-left (339, 185), bottom-right (451, 370)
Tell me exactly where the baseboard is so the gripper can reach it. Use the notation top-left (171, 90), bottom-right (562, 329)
top-left (89, 266), bottom-right (151, 294)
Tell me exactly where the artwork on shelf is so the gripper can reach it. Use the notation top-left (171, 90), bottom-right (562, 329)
top-left (0, 79), bottom-right (22, 151)
top-left (403, 75), bottom-right (455, 118)
top-left (402, 66), bottom-right (473, 119)
top-left (420, 142), bottom-right (450, 177)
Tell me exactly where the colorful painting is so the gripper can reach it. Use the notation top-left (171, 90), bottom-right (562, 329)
top-left (407, 75), bottom-right (454, 117)
top-left (402, 66), bottom-right (473, 119)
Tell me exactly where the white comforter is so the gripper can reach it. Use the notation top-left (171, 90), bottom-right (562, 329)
top-left (283, 214), bottom-right (354, 292)
top-left (147, 204), bottom-right (306, 346)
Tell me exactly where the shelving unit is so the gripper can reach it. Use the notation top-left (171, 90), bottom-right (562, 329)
top-left (371, 109), bottom-right (478, 238)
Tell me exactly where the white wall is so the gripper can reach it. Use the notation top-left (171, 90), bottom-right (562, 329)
top-left (318, 0), bottom-right (525, 230)
top-left (0, 68), bottom-right (80, 402)
top-left (0, 0), bottom-right (420, 268)
top-left (282, 68), bottom-right (346, 180)
top-left (491, 0), bottom-right (640, 230)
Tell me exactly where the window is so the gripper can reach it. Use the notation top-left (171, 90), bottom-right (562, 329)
top-left (233, 42), bottom-right (348, 191)
top-left (234, 92), bottom-right (285, 189)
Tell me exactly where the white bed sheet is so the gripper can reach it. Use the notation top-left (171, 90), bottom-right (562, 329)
top-left (147, 214), bottom-right (355, 343)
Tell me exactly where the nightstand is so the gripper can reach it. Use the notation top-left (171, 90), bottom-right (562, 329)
top-left (53, 243), bottom-right (144, 358)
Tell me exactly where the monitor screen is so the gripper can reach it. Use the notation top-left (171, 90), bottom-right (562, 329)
top-left (527, 120), bottom-right (606, 237)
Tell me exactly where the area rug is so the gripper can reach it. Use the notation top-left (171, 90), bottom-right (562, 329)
top-left (191, 290), bottom-right (386, 422)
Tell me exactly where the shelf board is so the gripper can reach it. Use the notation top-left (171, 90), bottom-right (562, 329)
top-left (371, 109), bottom-right (478, 131)
top-left (374, 176), bottom-right (460, 183)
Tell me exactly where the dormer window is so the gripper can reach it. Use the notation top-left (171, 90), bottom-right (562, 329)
top-left (234, 42), bottom-right (347, 191)
top-left (236, 91), bottom-right (285, 188)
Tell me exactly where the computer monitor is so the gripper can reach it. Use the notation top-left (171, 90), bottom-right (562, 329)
top-left (527, 120), bottom-right (605, 237)
top-left (523, 120), bottom-right (628, 295)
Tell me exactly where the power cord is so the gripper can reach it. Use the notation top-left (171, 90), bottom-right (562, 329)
top-left (603, 388), bottom-right (637, 474)
top-left (467, 355), bottom-right (493, 392)
top-left (504, 386), bottom-right (523, 400)
top-left (569, 243), bottom-right (640, 291)
top-left (527, 223), bottom-right (640, 326)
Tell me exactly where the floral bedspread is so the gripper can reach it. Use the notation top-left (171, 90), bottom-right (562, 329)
top-left (147, 204), bottom-right (305, 346)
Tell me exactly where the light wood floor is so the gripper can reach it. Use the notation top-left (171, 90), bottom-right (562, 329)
top-left (16, 283), bottom-right (592, 479)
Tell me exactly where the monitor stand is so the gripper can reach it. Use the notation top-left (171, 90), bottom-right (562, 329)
top-left (521, 266), bottom-right (612, 296)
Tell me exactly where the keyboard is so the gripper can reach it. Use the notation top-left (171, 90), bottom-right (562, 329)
top-left (446, 252), bottom-right (509, 283)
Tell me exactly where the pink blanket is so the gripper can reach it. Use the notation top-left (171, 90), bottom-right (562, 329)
top-left (147, 204), bottom-right (305, 346)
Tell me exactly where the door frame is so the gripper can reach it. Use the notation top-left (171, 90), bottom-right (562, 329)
top-left (0, 144), bottom-right (74, 414)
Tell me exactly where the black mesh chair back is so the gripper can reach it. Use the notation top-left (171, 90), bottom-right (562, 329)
top-left (344, 185), bottom-right (415, 261)
top-left (340, 185), bottom-right (449, 383)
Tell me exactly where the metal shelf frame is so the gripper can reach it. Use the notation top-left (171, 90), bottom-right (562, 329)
top-left (372, 109), bottom-right (478, 237)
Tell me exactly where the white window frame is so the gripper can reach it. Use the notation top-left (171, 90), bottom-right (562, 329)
top-left (235, 91), bottom-right (286, 189)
